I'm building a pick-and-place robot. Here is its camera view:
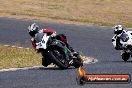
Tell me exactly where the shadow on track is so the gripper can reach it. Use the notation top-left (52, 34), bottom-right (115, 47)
top-left (111, 61), bottom-right (132, 63)
top-left (101, 60), bottom-right (132, 63)
top-left (33, 67), bottom-right (76, 71)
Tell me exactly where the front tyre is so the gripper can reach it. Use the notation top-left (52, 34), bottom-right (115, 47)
top-left (48, 47), bottom-right (69, 69)
top-left (122, 53), bottom-right (130, 61)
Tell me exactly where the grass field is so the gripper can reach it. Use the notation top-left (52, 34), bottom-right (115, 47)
top-left (0, 0), bottom-right (132, 27)
top-left (0, 45), bottom-right (89, 69)
top-left (0, 45), bottom-right (41, 69)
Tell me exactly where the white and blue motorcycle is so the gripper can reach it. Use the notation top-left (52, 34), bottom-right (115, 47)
top-left (112, 31), bottom-right (132, 61)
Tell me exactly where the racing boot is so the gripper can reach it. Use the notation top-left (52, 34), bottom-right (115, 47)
top-left (66, 44), bottom-right (79, 59)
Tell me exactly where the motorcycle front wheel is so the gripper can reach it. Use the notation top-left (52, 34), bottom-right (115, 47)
top-left (48, 47), bottom-right (69, 69)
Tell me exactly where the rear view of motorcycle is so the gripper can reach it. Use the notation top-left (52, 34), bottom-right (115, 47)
top-left (35, 32), bottom-right (83, 69)
top-left (112, 31), bottom-right (132, 61)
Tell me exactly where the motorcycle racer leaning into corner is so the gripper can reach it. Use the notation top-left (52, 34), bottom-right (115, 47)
top-left (112, 25), bottom-right (128, 50)
top-left (28, 23), bottom-right (78, 67)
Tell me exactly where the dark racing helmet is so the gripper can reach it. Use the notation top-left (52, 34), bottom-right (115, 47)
top-left (114, 25), bottom-right (123, 35)
top-left (28, 23), bottom-right (39, 37)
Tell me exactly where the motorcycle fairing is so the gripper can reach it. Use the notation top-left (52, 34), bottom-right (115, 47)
top-left (35, 33), bottom-right (50, 49)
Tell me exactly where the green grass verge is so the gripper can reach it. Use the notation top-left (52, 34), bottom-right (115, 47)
top-left (0, 45), bottom-right (41, 69)
top-left (0, 45), bottom-right (90, 69)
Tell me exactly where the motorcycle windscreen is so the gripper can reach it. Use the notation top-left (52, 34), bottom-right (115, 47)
top-left (35, 33), bottom-right (50, 49)
top-left (35, 33), bottom-right (44, 43)
top-left (120, 33), bottom-right (129, 42)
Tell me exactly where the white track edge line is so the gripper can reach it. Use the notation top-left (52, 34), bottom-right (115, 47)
top-left (0, 65), bottom-right (55, 72)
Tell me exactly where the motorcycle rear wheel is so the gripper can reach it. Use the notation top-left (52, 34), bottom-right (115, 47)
top-left (72, 53), bottom-right (83, 68)
top-left (122, 53), bottom-right (130, 61)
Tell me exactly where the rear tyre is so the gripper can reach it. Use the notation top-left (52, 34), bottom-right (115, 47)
top-left (73, 53), bottom-right (83, 68)
top-left (48, 47), bottom-right (69, 69)
top-left (122, 53), bottom-right (130, 61)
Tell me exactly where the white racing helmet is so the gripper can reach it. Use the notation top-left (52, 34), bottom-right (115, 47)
top-left (28, 23), bottom-right (39, 37)
top-left (114, 25), bottom-right (123, 35)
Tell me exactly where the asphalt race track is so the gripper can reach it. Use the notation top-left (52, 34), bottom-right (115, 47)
top-left (0, 17), bottom-right (132, 88)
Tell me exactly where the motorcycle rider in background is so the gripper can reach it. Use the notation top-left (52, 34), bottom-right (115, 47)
top-left (28, 23), bottom-right (77, 67)
top-left (112, 25), bottom-right (128, 50)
